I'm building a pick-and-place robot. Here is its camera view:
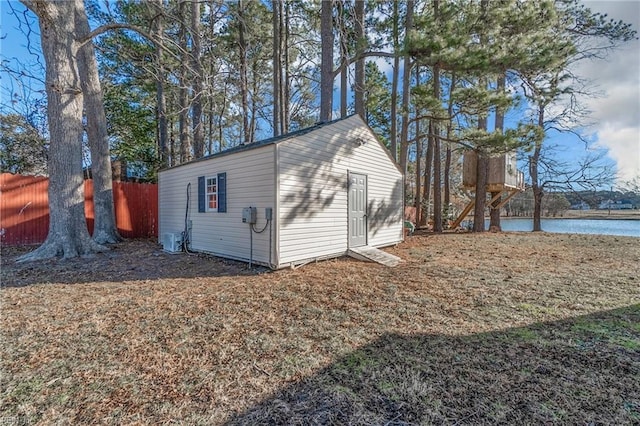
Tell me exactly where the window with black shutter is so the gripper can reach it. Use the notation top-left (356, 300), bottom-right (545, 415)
top-left (198, 173), bottom-right (226, 213)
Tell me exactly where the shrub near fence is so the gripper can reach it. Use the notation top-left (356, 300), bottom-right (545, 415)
top-left (0, 173), bottom-right (158, 246)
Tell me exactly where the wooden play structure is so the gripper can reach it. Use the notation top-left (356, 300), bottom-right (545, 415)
top-left (451, 151), bottom-right (525, 229)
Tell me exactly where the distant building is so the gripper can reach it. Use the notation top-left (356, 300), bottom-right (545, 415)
top-left (598, 199), bottom-right (634, 210)
top-left (570, 201), bottom-right (591, 210)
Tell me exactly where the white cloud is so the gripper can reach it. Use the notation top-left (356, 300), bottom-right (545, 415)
top-left (372, 56), bottom-right (394, 76)
top-left (576, 1), bottom-right (640, 184)
top-left (596, 124), bottom-right (640, 182)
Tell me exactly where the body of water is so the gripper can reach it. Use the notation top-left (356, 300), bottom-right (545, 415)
top-left (482, 218), bottom-right (640, 237)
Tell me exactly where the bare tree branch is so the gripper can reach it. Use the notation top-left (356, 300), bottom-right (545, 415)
top-left (331, 51), bottom-right (396, 79)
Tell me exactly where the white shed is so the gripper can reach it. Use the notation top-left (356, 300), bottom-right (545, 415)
top-left (158, 114), bottom-right (404, 269)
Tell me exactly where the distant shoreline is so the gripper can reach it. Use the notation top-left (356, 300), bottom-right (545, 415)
top-left (500, 210), bottom-right (640, 221)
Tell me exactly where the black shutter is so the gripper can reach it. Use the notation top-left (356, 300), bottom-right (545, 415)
top-left (198, 176), bottom-right (205, 212)
top-left (217, 172), bottom-right (227, 212)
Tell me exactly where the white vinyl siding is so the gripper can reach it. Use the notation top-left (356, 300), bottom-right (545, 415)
top-left (277, 115), bottom-right (403, 265)
top-left (159, 145), bottom-right (276, 265)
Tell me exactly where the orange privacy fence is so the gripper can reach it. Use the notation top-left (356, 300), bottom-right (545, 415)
top-left (0, 173), bottom-right (158, 246)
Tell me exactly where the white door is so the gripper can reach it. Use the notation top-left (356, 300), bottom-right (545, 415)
top-left (349, 173), bottom-right (367, 247)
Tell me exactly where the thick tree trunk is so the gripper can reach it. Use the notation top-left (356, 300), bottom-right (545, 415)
top-left (432, 62), bottom-right (442, 232)
top-left (338, 1), bottom-right (348, 119)
top-left (208, 107), bottom-right (214, 154)
top-left (489, 192), bottom-right (501, 232)
top-left (153, 0), bottom-right (169, 167)
top-left (531, 106), bottom-right (545, 231)
top-left (178, 0), bottom-right (191, 161)
top-left (430, 0), bottom-right (443, 233)
top-left (207, 2), bottom-right (217, 153)
top-left (178, 83), bottom-right (190, 161)
top-left (282, 2), bottom-right (290, 132)
top-left (421, 121), bottom-right (434, 227)
top-left (169, 116), bottom-right (176, 167)
top-left (533, 183), bottom-right (544, 231)
top-left (473, 150), bottom-right (488, 232)
top-left (473, 0), bottom-right (489, 233)
top-left (75, 0), bottom-right (122, 244)
top-left (473, 110), bottom-right (488, 233)
top-left (443, 73), bottom-right (456, 223)
top-left (272, 0), bottom-right (281, 136)
top-left (217, 84), bottom-right (228, 151)
top-left (238, 0), bottom-right (250, 142)
top-left (19, 0), bottom-right (105, 261)
top-left (415, 112), bottom-right (422, 227)
top-left (389, 0), bottom-right (399, 161)
top-left (249, 60), bottom-right (259, 142)
top-left (432, 130), bottom-right (442, 232)
top-left (489, 73), bottom-right (506, 232)
top-left (399, 0), bottom-right (414, 177)
top-left (191, 0), bottom-right (205, 158)
top-left (320, 0), bottom-right (334, 122)
top-left (354, 0), bottom-right (365, 117)
top-left (444, 140), bottom-right (451, 219)
top-left (489, 191), bottom-right (501, 232)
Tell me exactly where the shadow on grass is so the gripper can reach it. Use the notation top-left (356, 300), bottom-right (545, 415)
top-left (228, 305), bottom-right (640, 425)
top-left (1, 238), bottom-right (268, 287)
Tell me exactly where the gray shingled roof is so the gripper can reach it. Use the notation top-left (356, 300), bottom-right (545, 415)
top-left (160, 115), bottom-right (357, 171)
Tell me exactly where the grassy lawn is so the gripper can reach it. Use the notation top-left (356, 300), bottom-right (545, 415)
top-left (1, 232), bottom-right (639, 424)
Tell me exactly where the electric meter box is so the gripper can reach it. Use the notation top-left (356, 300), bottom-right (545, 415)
top-left (242, 207), bottom-right (257, 224)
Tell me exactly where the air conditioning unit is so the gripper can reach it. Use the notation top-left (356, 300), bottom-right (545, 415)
top-left (162, 232), bottom-right (183, 253)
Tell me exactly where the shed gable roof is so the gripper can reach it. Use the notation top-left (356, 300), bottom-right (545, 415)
top-left (160, 114), bottom-right (400, 173)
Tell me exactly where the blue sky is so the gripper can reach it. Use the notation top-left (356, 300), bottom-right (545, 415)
top-left (1, 1), bottom-right (638, 187)
top-left (573, 1), bottom-right (640, 187)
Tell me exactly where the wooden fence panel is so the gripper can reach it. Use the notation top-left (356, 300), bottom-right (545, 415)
top-left (1, 173), bottom-right (158, 246)
top-left (0, 174), bottom-right (50, 245)
top-left (113, 180), bottom-right (158, 238)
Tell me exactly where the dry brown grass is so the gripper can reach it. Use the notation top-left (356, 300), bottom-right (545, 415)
top-left (1, 232), bottom-right (639, 424)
